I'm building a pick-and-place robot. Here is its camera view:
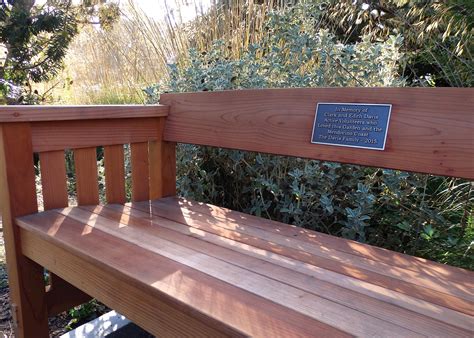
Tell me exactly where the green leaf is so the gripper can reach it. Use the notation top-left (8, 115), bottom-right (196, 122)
top-left (395, 221), bottom-right (412, 231)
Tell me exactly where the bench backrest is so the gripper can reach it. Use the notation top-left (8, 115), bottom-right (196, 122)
top-left (161, 88), bottom-right (474, 180)
top-left (1, 87), bottom-right (472, 217)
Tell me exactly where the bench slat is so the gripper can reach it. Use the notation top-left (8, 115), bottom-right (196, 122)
top-left (168, 198), bottom-right (472, 281)
top-left (161, 88), bottom-right (474, 179)
top-left (100, 203), bottom-right (472, 329)
top-left (17, 211), bottom-right (342, 338)
top-left (150, 198), bottom-right (473, 301)
top-left (128, 200), bottom-right (473, 315)
top-left (39, 151), bottom-right (68, 210)
top-left (104, 145), bottom-right (126, 204)
top-left (130, 142), bottom-right (150, 201)
top-left (17, 217), bottom-right (236, 337)
top-left (81, 204), bottom-right (473, 333)
top-left (52, 207), bottom-right (429, 337)
top-left (74, 148), bottom-right (99, 205)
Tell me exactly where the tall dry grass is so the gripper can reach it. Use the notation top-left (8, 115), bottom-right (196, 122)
top-left (50, 0), bottom-right (288, 104)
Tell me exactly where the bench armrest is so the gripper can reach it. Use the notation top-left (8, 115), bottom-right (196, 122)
top-left (0, 105), bottom-right (168, 123)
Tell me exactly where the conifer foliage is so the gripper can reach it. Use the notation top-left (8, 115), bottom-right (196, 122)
top-left (0, 0), bottom-right (118, 104)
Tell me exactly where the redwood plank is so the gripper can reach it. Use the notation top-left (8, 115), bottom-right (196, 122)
top-left (119, 202), bottom-right (474, 321)
top-left (53, 207), bottom-right (423, 337)
top-left (103, 203), bottom-right (474, 328)
top-left (161, 88), bottom-right (474, 179)
top-left (148, 118), bottom-right (176, 199)
top-left (153, 198), bottom-right (474, 300)
top-left (0, 123), bottom-right (49, 337)
top-left (31, 118), bottom-right (159, 152)
top-left (104, 145), bottom-right (126, 204)
top-left (17, 212), bottom-right (344, 338)
top-left (39, 151), bottom-right (68, 210)
top-left (82, 204), bottom-right (473, 334)
top-left (17, 223), bottom-right (232, 338)
top-left (0, 105), bottom-right (168, 123)
top-left (128, 201), bottom-right (473, 315)
top-left (168, 197), bottom-right (473, 282)
top-left (74, 148), bottom-right (99, 205)
top-left (130, 142), bottom-right (150, 201)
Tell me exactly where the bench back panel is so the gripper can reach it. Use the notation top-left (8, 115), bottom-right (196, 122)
top-left (0, 106), bottom-right (174, 215)
top-left (161, 88), bottom-right (474, 179)
top-left (30, 117), bottom-right (166, 205)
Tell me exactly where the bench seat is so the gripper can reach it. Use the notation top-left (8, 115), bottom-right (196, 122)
top-left (16, 197), bottom-right (473, 337)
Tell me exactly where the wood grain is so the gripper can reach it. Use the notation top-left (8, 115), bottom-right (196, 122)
top-left (0, 105), bottom-right (168, 123)
top-left (17, 212), bottom-right (344, 338)
top-left (168, 198), bottom-right (472, 282)
top-left (130, 142), bottom-right (150, 202)
top-left (130, 200), bottom-right (473, 315)
top-left (18, 223), bottom-right (232, 338)
top-left (56, 207), bottom-right (428, 337)
top-left (161, 88), bottom-right (474, 179)
top-left (74, 148), bottom-right (99, 205)
top-left (0, 123), bottom-right (48, 337)
top-left (82, 204), bottom-right (473, 334)
top-left (104, 145), bottom-right (126, 204)
top-left (31, 118), bottom-right (159, 152)
top-left (39, 151), bottom-right (68, 210)
top-left (14, 198), bottom-right (474, 336)
top-left (151, 199), bottom-right (473, 301)
top-left (106, 203), bottom-right (472, 331)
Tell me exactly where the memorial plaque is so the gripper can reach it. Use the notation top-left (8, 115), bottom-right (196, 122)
top-left (311, 103), bottom-right (391, 150)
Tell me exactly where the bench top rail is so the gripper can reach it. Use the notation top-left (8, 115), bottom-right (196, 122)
top-left (161, 88), bottom-right (474, 179)
top-left (0, 105), bottom-right (168, 122)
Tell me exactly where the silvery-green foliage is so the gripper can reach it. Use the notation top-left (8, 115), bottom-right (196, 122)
top-left (153, 13), bottom-right (404, 92)
top-left (145, 1), bottom-right (472, 268)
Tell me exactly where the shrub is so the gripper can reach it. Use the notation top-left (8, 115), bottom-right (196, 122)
top-left (145, 2), bottom-right (473, 269)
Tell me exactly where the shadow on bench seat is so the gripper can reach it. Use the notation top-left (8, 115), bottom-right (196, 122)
top-left (16, 197), bottom-right (473, 337)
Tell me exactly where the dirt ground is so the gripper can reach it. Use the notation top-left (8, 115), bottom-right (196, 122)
top-left (0, 223), bottom-right (13, 338)
top-left (0, 220), bottom-right (72, 337)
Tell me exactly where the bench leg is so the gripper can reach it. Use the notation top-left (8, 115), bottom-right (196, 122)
top-left (0, 123), bottom-right (49, 337)
top-left (7, 254), bottom-right (49, 338)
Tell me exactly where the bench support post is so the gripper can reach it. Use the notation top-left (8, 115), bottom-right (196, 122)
top-left (0, 123), bottom-right (49, 337)
top-left (149, 118), bottom-right (176, 199)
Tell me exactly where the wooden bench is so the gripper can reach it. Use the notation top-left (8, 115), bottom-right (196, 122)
top-left (0, 88), bottom-right (473, 337)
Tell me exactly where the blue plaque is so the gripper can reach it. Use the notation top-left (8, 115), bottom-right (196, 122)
top-left (311, 103), bottom-right (392, 150)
